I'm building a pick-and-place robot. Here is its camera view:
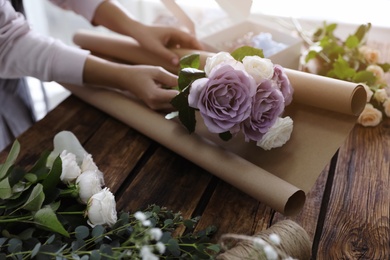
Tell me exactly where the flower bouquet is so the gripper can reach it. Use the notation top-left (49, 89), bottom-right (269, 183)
top-left (167, 46), bottom-right (294, 150)
top-left (0, 131), bottom-right (219, 259)
top-left (299, 22), bottom-right (390, 127)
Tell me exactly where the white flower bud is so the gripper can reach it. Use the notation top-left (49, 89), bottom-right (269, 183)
top-left (76, 170), bottom-right (104, 204)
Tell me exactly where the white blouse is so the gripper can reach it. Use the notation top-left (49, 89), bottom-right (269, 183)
top-left (0, 0), bottom-right (104, 85)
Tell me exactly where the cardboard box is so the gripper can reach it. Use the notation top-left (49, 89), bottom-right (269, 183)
top-left (161, 0), bottom-right (303, 69)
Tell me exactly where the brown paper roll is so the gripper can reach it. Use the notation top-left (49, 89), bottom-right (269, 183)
top-left (68, 30), bottom-right (366, 215)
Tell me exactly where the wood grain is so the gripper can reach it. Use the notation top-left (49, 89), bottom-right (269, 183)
top-left (316, 122), bottom-right (390, 259)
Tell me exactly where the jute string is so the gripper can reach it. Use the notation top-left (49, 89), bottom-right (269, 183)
top-left (216, 220), bottom-right (312, 260)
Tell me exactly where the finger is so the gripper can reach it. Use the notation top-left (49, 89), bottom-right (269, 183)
top-left (153, 68), bottom-right (179, 87)
top-left (167, 30), bottom-right (203, 50)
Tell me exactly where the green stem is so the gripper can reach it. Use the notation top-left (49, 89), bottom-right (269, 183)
top-left (57, 211), bottom-right (84, 215)
top-left (0, 215), bottom-right (32, 223)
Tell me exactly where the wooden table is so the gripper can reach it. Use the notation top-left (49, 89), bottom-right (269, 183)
top-left (0, 94), bottom-right (389, 259)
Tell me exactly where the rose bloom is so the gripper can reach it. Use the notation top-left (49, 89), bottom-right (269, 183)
top-left (362, 83), bottom-right (374, 102)
top-left (60, 150), bottom-right (81, 184)
top-left (81, 154), bottom-right (99, 172)
top-left (204, 51), bottom-right (237, 76)
top-left (359, 45), bottom-right (380, 64)
top-left (257, 116), bottom-right (293, 150)
top-left (383, 98), bottom-right (390, 117)
top-left (87, 187), bottom-right (117, 227)
top-left (241, 79), bottom-right (285, 142)
top-left (373, 88), bottom-right (388, 103)
top-left (242, 56), bottom-right (274, 84)
top-left (76, 170), bottom-right (105, 204)
top-left (189, 64), bottom-right (257, 134)
top-left (272, 64), bottom-right (294, 105)
top-left (357, 103), bottom-right (383, 127)
top-left (366, 64), bottom-right (385, 83)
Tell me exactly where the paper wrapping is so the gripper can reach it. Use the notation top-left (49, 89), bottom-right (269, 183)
top-left (68, 30), bottom-right (367, 216)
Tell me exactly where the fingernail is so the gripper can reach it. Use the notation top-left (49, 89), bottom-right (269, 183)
top-left (172, 57), bottom-right (179, 66)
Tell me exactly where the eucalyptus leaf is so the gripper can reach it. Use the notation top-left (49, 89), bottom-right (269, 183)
top-left (75, 225), bottom-right (90, 240)
top-left (31, 242), bottom-right (42, 258)
top-left (34, 207), bottom-right (69, 237)
top-left (8, 166), bottom-right (27, 187)
top-left (0, 140), bottom-right (20, 180)
top-left (90, 250), bottom-right (101, 260)
top-left (42, 156), bottom-right (62, 204)
top-left (28, 150), bottom-right (50, 175)
top-left (7, 238), bottom-right (22, 253)
top-left (21, 183), bottom-right (45, 211)
top-left (166, 238), bottom-right (180, 257)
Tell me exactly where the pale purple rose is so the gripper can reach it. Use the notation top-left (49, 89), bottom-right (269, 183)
top-left (188, 65), bottom-right (257, 133)
top-left (242, 79), bottom-right (285, 142)
top-left (272, 65), bottom-right (293, 106)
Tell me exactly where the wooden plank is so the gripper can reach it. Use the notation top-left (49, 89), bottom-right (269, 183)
top-left (81, 117), bottom-right (153, 193)
top-left (0, 96), bottom-right (107, 166)
top-left (316, 123), bottom-right (390, 259)
top-left (116, 145), bottom-right (213, 218)
top-left (194, 180), bottom-right (274, 241)
top-left (272, 164), bottom-right (330, 241)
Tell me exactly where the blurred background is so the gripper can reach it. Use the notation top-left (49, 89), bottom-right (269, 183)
top-left (22, 0), bottom-right (390, 120)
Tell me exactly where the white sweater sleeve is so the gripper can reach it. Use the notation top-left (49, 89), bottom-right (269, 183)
top-left (49, 0), bottom-right (105, 22)
top-left (0, 0), bottom-right (105, 85)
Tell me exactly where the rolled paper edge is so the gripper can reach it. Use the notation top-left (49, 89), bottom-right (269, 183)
top-left (72, 30), bottom-right (367, 116)
top-left (64, 84), bottom-right (305, 216)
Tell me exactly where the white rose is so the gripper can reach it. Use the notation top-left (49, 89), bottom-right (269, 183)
top-left (362, 83), bottom-right (374, 102)
top-left (383, 98), bottom-right (390, 117)
top-left (242, 56), bottom-right (274, 84)
top-left (366, 64), bottom-right (385, 84)
top-left (81, 154), bottom-right (98, 172)
top-left (87, 187), bottom-right (117, 227)
top-left (257, 117), bottom-right (293, 150)
top-left (357, 103), bottom-right (382, 127)
top-left (76, 170), bottom-right (104, 204)
top-left (204, 52), bottom-right (236, 76)
top-left (373, 88), bottom-right (388, 103)
top-left (60, 150), bottom-right (81, 184)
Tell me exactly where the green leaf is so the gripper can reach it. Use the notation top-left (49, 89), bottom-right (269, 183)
top-left (231, 46), bottom-right (264, 62)
top-left (354, 23), bottom-right (371, 42)
top-left (0, 140), bottom-right (20, 180)
top-left (329, 56), bottom-right (356, 80)
top-left (75, 225), bottom-right (90, 240)
top-left (7, 238), bottom-right (22, 253)
top-left (22, 183), bottom-right (45, 211)
top-left (166, 238), bottom-right (180, 257)
top-left (345, 35), bottom-right (359, 49)
top-left (29, 150), bottom-right (50, 175)
top-left (42, 156), bottom-right (62, 204)
top-left (218, 131), bottom-right (232, 141)
top-left (31, 242), bottom-right (42, 258)
top-left (178, 68), bottom-right (205, 91)
top-left (353, 70), bottom-right (376, 86)
top-left (379, 62), bottom-right (390, 73)
top-left (207, 244), bottom-right (221, 253)
top-left (170, 87), bottom-right (196, 133)
top-left (0, 177), bottom-right (12, 199)
top-left (180, 54), bottom-right (200, 69)
top-left (33, 207), bottom-right (69, 237)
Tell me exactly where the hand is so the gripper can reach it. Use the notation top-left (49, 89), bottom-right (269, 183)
top-left (83, 55), bottom-right (179, 111)
top-left (132, 24), bottom-right (203, 66)
top-left (117, 65), bottom-right (180, 111)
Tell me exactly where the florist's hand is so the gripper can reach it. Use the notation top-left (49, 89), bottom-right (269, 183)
top-left (133, 25), bottom-right (203, 66)
top-left (83, 55), bottom-right (179, 111)
top-left (118, 65), bottom-right (180, 111)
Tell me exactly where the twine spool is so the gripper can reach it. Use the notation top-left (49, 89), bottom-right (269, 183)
top-left (216, 220), bottom-right (312, 260)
